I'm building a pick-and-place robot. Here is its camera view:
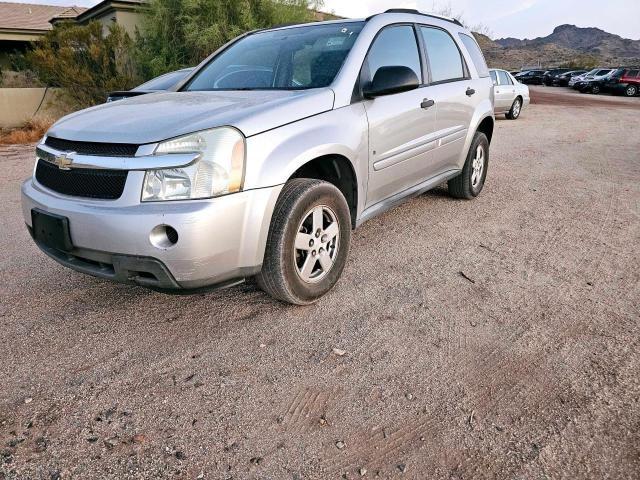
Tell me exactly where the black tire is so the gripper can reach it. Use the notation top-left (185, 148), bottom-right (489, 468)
top-left (447, 131), bottom-right (489, 200)
top-left (625, 85), bottom-right (638, 97)
top-left (505, 97), bottom-right (522, 120)
top-left (591, 85), bottom-right (601, 94)
top-left (256, 179), bottom-right (351, 305)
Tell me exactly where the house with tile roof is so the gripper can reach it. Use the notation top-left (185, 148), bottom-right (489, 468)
top-left (0, 1), bottom-right (341, 70)
top-left (51, 0), bottom-right (144, 37)
top-left (0, 2), bottom-right (85, 66)
top-left (0, 1), bottom-right (145, 68)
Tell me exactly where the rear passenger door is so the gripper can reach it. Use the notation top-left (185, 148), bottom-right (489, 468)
top-left (418, 27), bottom-right (486, 174)
top-left (363, 25), bottom-right (437, 206)
top-left (494, 70), bottom-right (515, 112)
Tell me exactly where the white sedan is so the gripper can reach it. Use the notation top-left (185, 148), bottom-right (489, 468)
top-left (490, 69), bottom-right (530, 120)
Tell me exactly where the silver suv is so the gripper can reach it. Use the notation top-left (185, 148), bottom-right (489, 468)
top-left (21, 9), bottom-right (494, 304)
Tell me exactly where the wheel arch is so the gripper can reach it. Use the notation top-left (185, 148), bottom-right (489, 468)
top-left (476, 115), bottom-right (495, 144)
top-left (289, 154), bottom-right (358, 229)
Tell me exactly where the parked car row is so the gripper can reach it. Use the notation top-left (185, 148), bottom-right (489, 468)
top-left (511, 66), bottom-right (639, 97)
top-left (572, 67), bottom-right (639, 96)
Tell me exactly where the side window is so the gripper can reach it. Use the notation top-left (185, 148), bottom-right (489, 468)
top-left (628, 69), bottom-right (639, 77)
top-left (458, 33), bottom-right (489, 78)
top-left (497, 70), bottom-right (512, 85)
top-left (490, 70), bottom-right (498, 86)
top-left (365, 26), bottom-right (422, 84)
top-left (420, 27), bottom-right (465, 83)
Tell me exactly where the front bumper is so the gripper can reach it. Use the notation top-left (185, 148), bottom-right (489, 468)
top-left (22, 176), bottom-right (283, 289)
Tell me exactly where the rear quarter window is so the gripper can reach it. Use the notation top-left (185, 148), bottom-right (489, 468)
top-left (458, 33), bottom-right (490, 78)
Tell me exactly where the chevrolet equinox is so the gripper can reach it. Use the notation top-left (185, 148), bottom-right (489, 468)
top-left (22, 9), bottom-right (495, 304)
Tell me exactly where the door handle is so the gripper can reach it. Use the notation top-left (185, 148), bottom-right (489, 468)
top-left (466, 88), bottom-right (476, 96)
top-left (421, 99), bottom-right (435, 109)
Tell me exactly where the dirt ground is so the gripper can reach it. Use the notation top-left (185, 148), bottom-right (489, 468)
top-left (530, 84), bottom-right (640, 109)
top-left (1, 87), bottom-right (639, 479)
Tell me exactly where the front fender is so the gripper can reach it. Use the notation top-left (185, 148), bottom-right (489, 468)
top-left (243, 104), bottom-right (369, 217)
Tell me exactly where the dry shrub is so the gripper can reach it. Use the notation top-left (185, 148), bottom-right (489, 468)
top-left (0, 70), bottom-right (42, 88)
top-left (0, 116), bottom-right (54, 145)
top-left (28, 22), bottom-right (139, 108)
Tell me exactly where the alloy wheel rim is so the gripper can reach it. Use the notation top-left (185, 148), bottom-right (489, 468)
top-left (512, 100), bottom-right (521, 117)
top-left (294, 205), bottom-right (339, 284)
top-left (627, 86), bottom-right (636, 96)
top-left (471, 145), bottom-right (485, 189)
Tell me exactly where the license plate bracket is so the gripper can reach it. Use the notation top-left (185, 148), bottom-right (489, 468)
top-left (31, 208), bottom-right (73, 252)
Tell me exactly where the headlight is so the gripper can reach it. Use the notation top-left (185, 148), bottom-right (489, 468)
top-left (141, 127), bottom-right (245, 202)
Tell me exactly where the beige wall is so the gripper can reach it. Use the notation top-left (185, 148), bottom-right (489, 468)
top-left (0, 88), bottom-right (61, 128)
top-left (87, 9), bottom-right (142, 37)
top-left (115, 10), bottom-right (141, 37)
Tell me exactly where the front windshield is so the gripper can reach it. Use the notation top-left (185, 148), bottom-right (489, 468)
top-left (185, 22), bottom-right (365, 91)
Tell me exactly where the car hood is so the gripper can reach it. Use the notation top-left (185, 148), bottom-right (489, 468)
top-left (48, 89), bottom-right (335, 144)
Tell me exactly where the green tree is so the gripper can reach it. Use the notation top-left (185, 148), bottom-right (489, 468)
top-left (27, 22), bottom-right (139, 108)
top-left (135, 0), bottom-right (324, 79)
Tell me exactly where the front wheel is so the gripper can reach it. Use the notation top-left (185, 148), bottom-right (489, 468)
top-left (506, 98), bottom-right (522, 120)
top-left (257, 179), bottom-right (351, 305)
top-left (448, 131), bottom-right (489, 200)
top-left (591, 85), bottom-right (601, 94)
top-left (625, 85), bottom-right (638, 97)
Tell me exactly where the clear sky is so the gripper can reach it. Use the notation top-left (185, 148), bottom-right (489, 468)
top-left (321, 0), bottom-right (640, 40)
top-left (8, 0), bottom-right (640, 40)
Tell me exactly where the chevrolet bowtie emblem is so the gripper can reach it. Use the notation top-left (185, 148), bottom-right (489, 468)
top-left (53, 152), bottom-right (75, 170)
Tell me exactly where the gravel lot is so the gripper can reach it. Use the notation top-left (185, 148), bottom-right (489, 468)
top-left (1, 87), bottom-right (639, 479)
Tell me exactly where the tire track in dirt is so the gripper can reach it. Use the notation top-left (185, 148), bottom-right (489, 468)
top-left (320, 124), bottom-right (620, 476)
top-left (279, 386), bottom-right (336, 433)
top-left (310, 132), bottom-right (546, 410)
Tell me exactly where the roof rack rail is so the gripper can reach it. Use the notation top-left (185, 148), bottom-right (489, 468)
top-left (376, 8), bottom-right (464, 27)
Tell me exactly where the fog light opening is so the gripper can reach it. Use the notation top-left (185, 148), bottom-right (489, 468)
top-left (150, 225), bottom-right (179, 249)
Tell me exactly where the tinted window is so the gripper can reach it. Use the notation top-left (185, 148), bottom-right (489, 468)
top-left (458, 33), bottom-right (489, 78)
top-left (490, 70), bottom-right (498, 86)
top-left (610, 68), bottom-right (625, 78)
top-left (596, 70), bottom-right (611, 76)
top-left (421, 27), bottom-right (465, 82)
top-left (628, 69), bottom-right (639, 77)
top-left (185, 22), bottom-right (364, 91)
top-left (497, 70), bottom-right (512, 85)
top-left (365, 25), bottom-right (422, 83)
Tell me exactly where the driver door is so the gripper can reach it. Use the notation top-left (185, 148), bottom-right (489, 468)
top-left (363, 25), bottom-right (437, 207)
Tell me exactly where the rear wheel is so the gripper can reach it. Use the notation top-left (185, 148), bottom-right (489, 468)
top-left (448, 131), bottom-right (489, 200)
top-left (625, 85), bottom-right (638, 97)
top-left (506, 97), bottom-right (522, 120)
top-left (257, 179), bottom-right (351, 305)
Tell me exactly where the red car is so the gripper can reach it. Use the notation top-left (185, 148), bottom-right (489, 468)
top-left (604, 67), bottom-right (640, 96)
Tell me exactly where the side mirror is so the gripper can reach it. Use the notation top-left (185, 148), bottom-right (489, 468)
top-left (363, 66), bottom-right (420, 98)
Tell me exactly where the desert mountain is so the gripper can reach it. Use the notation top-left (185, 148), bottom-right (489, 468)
top-left (479, 25), bottom-right (640, 70)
